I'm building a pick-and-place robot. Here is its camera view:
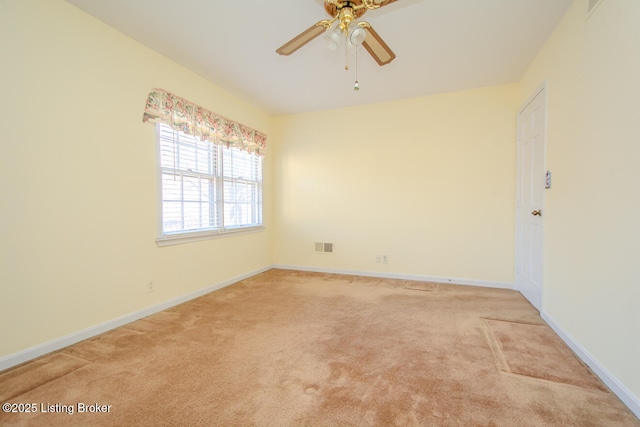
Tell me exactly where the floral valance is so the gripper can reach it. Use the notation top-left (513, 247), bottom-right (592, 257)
top-left (142, 88), bottom-right (267, 156)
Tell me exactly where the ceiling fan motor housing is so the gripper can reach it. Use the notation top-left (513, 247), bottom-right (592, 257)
top-left (324, 1), bottom-right (368, 20)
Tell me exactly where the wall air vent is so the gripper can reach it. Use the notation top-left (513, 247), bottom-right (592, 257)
top-left (314, 242), bottom-right (334, 254)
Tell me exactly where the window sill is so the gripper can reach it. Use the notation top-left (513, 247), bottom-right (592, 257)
top-left (156, 226), bottom-right (265, 247)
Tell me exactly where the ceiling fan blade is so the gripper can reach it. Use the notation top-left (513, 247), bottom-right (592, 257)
top-left (371, 0), bottom-right (399, 7)
top-left (276, 22), bottom-right (329, 56)
top-left (361, 25), bottom-right (396, 66)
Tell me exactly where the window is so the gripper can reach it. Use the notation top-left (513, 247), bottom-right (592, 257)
top-left (157, 123), bottom-right (262, 245)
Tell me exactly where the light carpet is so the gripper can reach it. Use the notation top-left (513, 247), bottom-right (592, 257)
top-left (0, 269), bottom-right (637, 426)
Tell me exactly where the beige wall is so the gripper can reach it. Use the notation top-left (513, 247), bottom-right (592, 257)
top-left (520, 0), bottom-right (640, 400)
top-left (0, 0), bottom-right (273, 357)
top-left (273, 85), bottom-right (519, 284)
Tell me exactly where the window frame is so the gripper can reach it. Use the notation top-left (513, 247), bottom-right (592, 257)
top-left (155, 123), bottom-right (264, 247)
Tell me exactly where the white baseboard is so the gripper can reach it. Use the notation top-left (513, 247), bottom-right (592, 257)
top-left (542, 311), bottom-right (640, 418)
top-left (272, 264), bottom-right (514, 290)
top-left (0, 266), bottom-right (271, 372)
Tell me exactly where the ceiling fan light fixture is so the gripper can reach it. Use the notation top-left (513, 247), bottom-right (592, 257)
top-left (348, 22), bottom-right (366, 46)
top-left (324, 27), bottom-right (342, 51)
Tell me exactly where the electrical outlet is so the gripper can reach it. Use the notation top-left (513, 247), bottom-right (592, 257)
top-left (148, 281), bottom-right (154, 293)
top-left (375, 255), bottom-right (381, 264)
top-left (382, 255), bottom-right (388, 264)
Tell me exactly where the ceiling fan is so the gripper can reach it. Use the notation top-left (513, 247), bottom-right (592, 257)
top-left (276, 0), bottom-right (398, 66)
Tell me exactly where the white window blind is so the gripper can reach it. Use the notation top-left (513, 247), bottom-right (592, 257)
top-left (157, 123), bottom-right (262, 242)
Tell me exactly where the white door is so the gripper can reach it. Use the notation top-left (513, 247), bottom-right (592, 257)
top-left (516, 87), bottom-right (546, 311)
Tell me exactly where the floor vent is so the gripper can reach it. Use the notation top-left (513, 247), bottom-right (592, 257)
top-left (315, 242), bottom-right (334, 254)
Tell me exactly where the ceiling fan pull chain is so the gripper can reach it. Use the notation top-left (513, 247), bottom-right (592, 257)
top-left (354, 44), bottom-right (360, 91)
top-left (345, 41), bottom-right (349, 71)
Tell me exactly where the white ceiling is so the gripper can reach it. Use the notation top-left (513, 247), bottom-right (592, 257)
top-left (64, 0), bottom-right (572, 115)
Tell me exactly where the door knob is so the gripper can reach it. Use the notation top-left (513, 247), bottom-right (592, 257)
top-left (531, 210), bottom-right (542, 216)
